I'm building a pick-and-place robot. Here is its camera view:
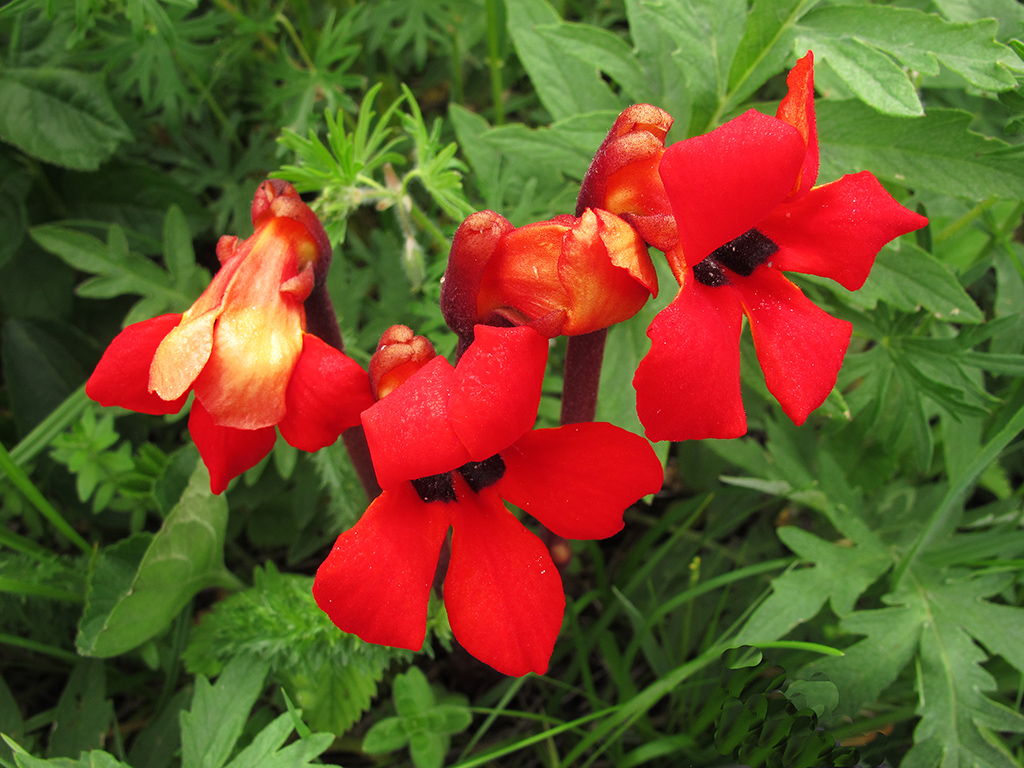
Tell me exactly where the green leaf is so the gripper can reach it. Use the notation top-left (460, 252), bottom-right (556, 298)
top-left (362, 718), bottom-right (410, 753)
top-left (46, 661), bottom-right (116, 760)
top-left (223, 712), bottom-right (332, 768)
top-left (534, 22), bottom-right (652, 103)
top-left (641, 0), bottom-right (747, 134)
top-left (0, 69), bottom-right (131, 170)
top-left (623, 0), bottom-right (691, 119)
top-left (30, 223), bottom-right (195, 319)
top-left (504, 0), bottom-right (621, 121)
top-left (5, 735), bottom-right (131, 768)
top-left (798, 5), bottom-right (1020, 93)
top-left (831, 240), bottom-right (984, 322)
top-left (180, 656), bottom-right (271, 768)
top-left (810, 37), bottom-right (923, 117)
top-left (76, 464), bottom-right (233, 657)
top-left (817, 102), bottom-right (1024, 199)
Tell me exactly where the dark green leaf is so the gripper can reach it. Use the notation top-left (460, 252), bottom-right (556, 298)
top-left (46, 660), bottom-right (115, 759)
top-left (0, 69), bottom-right (131, 170)
top-left (535, 22), bottom-right (652, 103)
top-left (818, 103), bottom-right (1024, 199)
top-left (76, 464), bottom-right (232, 657)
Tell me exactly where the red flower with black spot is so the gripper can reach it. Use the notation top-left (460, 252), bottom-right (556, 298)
top-left (86, 180), bottom-right (374, 492)
top-left (313, 325), bottom-right (663, 676)
top-left (614, 53), bottom-right (928, 440)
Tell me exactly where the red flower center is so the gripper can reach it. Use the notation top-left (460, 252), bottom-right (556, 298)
top-left (410, 453), bottom-right (507, 503)
top-left (692, 228), bottom-right (778, 286)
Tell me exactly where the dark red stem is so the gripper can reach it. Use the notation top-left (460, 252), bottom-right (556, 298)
top-left (560, 328), bottom-right (608, 425)
top-left (305, 281), bottom-right (382, 500)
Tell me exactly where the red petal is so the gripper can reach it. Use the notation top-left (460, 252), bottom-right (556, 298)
top-left (279, 334), bottom-right (375, 452)
top-left (449, 325), bottom-right (548, 461)
top-left (313, 482), bottom-right (451, 650)
top-left (445, 484), bottom-right (564, 676)
top-left (498, 423), bottom-right (664, 540)
top-left (634, 282), bottom-right (747, 441)
top-left (659, 110), bottom-right (806, 264)
top-left (86, 314), bottom-right (188, 415)
top-left (442, 211), bottom-right (515, 341)
top-left (188, 400), bottom-right (277, 494)
top-left (777, 51), bottom-right (818, 198)
top-left (762, 172), bottom-right (929, 291)
top-left (361, 356), bottom-right (471, 489)
top-left (732, 267), bottom-right (851, 425)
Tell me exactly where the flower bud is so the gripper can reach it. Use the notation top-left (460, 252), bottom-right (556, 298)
top-left (251, 179), bottom-right (332, 283)
top-left (576, 104), bottom-right (677, 252)
top-left (370, 325), bottom-right (438, 400)
top-left (443, 209), bottom-right (657, 341)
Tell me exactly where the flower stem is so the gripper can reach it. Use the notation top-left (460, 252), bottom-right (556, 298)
top-left (305, 281), bottom-right (382, 499)
top-left (560, 328), bottom-right (608, 425)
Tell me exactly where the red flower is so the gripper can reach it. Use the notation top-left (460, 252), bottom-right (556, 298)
top-left (313, 325), bottom-right (663, 676)
top-left (441, 209), bottom-right (657, 343)
top-left (630, 52), bottom-right (929, 440)
top-left (86, 180), bottom-right (374, 492)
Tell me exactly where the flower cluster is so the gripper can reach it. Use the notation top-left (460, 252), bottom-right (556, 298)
top-left (86, 51), bottom-right (927, 677)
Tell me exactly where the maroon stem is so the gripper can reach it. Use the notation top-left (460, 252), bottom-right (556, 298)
top-left (560, 328), bottom-right (608, 425)
top-left (305, 282), bottom-right (382, 500)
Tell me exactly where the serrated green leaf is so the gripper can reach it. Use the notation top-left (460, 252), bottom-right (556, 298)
top-left (811, 38), bottom-right (923, 117)
top-left (223, 712), bottom-right (331, 768)
top-left (818, 102), bottom-right (1024, 199)
top-left (504, 0), bottom-right (621, 121)
top-left (641, 0), bottom-right (747, 134)
top-left (623, 0), bottom-right (691, 119)
top-left (6, 736), bottom-right (131, 768)
top-left (832, 240), bottom-right (984, 322)
top-left (180, 656), bottom-right (270, 768)
top-left (0, 69), bottom-right (131, 170)
top-left (535, 22), bottom-right (652, 103)
top-left (798, 5), bottom-right (1019, 92)
top-left (76, 464), bottom-right (232, 657)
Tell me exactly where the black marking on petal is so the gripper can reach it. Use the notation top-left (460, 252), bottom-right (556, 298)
top-left (711, 229), bottom-right (778, 277)
top-left (411, 472), bottom-right (456, 503)
top-left (457, 454), bottom-right (506, 492)
top-left (693, 258), bottom-right (729, 287)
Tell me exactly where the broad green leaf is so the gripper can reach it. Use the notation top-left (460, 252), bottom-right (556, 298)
top-left (726, 0), bottom-right (820, 114)
top-left (535, 22), bottom-right (653, 103)
top-left (623, 0), bottom-right (691, 120)
top-left (180, 656), bottom-right (270, 768)
top-left (46, 661), bottom-right (115, 760)
top-left (798, 5), bottom-right (1019, 93)
top-left (76, 464), bottom-right (233, 657)
top-left (504, 0), bottom-right (621, 121)
top-left (4, 736), bottom-right (131, 768)
top-left (363, 719), bottom-right (410, 753)
top-left (810, 38), bottom-right (923, 117)
top-left (640, 0), bottom-right (747, 134)
top-left (223, 712), bottom-right (332, 768)
top-left (817, 102), bottom-right (1024, 199)
top-left (830, 240), bottom-right (984, 322)
top-left (0, 69), bottom-right (131, 170)
top-left (730, 527), bottom-right (891, 647)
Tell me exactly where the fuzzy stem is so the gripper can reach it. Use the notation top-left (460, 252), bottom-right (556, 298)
top-left (304, 281), bottom-right (382, 499)
top-left (560, 328), bottom-right (608, 425)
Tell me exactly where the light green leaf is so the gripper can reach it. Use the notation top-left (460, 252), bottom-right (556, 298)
top-left (0, 69), bottom-right (131, 170)
top-left (726, 0), bottom-right (820, 113)
top-left (799, 5), bottom-right (1019, 92)
top-left (362, 718), bottom-right (410, 753)
top-left (180, 656), bottom-right (270, 768)
top-left (76, 464), bottom-right (233, 657)
top-left (223, 712), bottom-right (332, 768)
top-left (623, 0), bottom-right (691, 119)
top-left (830, 240), bottom-right (984, 322)
top-left (535, 22), bottom-right (652, 103)
top-left (817, 102), bottom-right (1024, 199)
top-left (5, 736), bottom-right (131, 768)
top-left (641, 0), bottom-right (747, 134)
top-left (504, 0), bottom-right (621, 121)
top-left (811, 38), bottom-right (923, 116)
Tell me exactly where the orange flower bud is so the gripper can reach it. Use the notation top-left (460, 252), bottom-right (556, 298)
top-left (369, 325), bottom-right (438, 400)
top-left (576, 104), bottom-right (677, 252)
top-left (453, 208), bottom-right (657, 338)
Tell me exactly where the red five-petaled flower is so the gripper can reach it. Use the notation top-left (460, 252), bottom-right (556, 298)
top-left (628, 52), bottom-right (928, 440)
top-left (313, 325), bottom-right (664, 677)
top-left (86, 180), bottom-right (374, 493)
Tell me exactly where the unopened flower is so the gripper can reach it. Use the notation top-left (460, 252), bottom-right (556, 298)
top-left (313, 325), bottom-right (663, 676)
top-left (86, 180), bottom-right (374, 492)
top-left (441, 209), bottom-right (657, 343)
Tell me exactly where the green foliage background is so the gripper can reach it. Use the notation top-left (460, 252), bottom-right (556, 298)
top-left (1, 0), bottom-right (1023, 766)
